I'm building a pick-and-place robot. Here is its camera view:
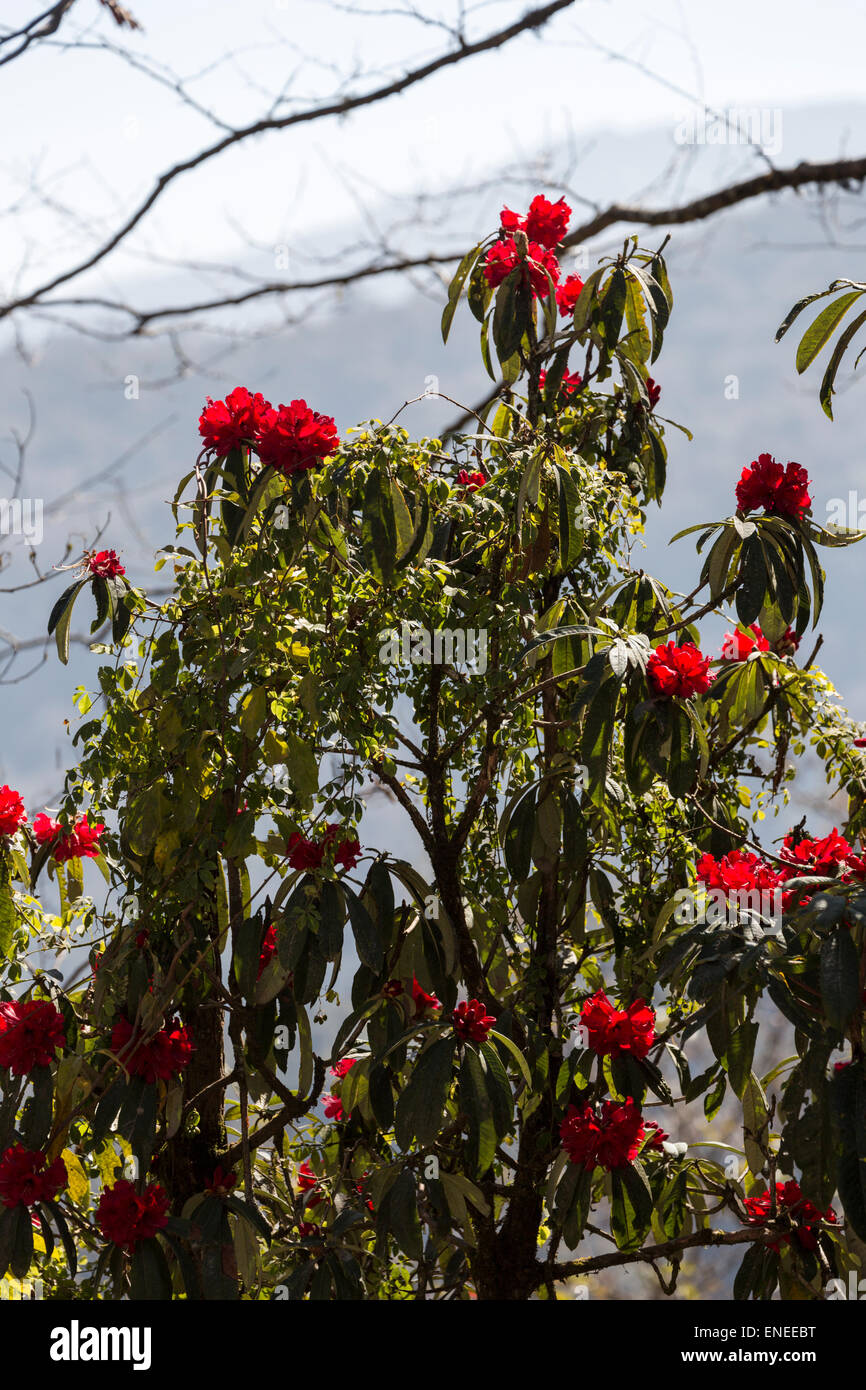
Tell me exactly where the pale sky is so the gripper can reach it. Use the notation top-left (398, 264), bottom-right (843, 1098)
top-left (1, 0), bottom-right (865, 305)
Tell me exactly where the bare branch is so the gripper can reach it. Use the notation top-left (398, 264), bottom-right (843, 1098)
top-left (0, 0), bottom-right (579, 323)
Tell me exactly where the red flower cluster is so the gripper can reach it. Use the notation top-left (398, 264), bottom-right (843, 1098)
top-left (502, 195), bottom-right (572, 249)
top-left (452, 998), bottom-right (497, 1043)
top-left (96, 1179), bottom-right (169, 1249)
top-left (111, 1016), bottom-right (194, 1085)
top-left (538, 367), bottom-right (583, 397)
top-left (483, 237), bottom-right (559, 299)
top-left (780, 826), bottom-right (858, 879)
top-left (647, 641), bottom-right (713, 698)
top-left (204, 1165), bottom-right (237, 1196)
top-left (297, 1161), bottom-right (326, 1209)
top-left (257, 923), bottom-right (277, 979)
top-left (735, 453), bottom-right (811, 520)
top-left (579, 990), bottom-right (655, 1060)
top-left (0, 999), bottom-right (66, 1075)
top-left (410, 978), bottom-right (441, 1017)
top-left (646, 378), bottom-right (661, 409)
top-left (555, 273), bottom-right (584, 318)
top-left (696, 848), bottom-right (784, 897)
top-left (559, 1098), bottom-right (645, 1171)
top-left (380, 977), bottom-right (441, 1016)
top-left (287, 824), bottom-right (361, 872)
top-left (0, 1145), bottom-right (67, 1208)
top-left (743, 1180), bottom-right (836, 1252)
top-left (88, 550), bottom-right (125, 578)
top-left (721, 624), bottom-right (770, 662)
top-left (484, 196), bottom-right (574, 301)
top-left (323, 1094), bottom-right (344, 1121)
top-left (198, 387), bottom-right (271, 456)
top-left (33, 812), bottom-right (104, 862)
top-left (257, 400), bottom-right (340, 476)
top-left (457, 469), bottom-right (487, 491)
top-left (0, 785), bottom-right (27, 837)
top-left (643, 1120), bottom-right (670, 1151)
top-left (697, 827), bottom-right (866, 916)
top-left (199, 387), bottom-right (339, 475)
top-left (331, 1056), bottom-right (357, 1080)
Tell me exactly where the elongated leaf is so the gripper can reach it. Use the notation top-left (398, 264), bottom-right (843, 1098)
top-left (395, 1036), bottom-right (456, 1150)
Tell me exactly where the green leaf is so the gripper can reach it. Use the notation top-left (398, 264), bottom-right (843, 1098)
top-left (820, 927), bottom-right (861, 1032)
top-left (610, 1160), bottom-right (653, 1250)
top-left (796, 289), bottom-right (865, 373)
top-left (441, 243), bottom-right (481, 343)
top-left (344, 884), bottom-right (383, 971)
top-left (488, 1029), bottom-right (532, 1088)
top-left (20, 1065), bottom-right (53, 1148)
top-left (742, 1073), bottom-right (769, 1175)
top-left (395, 1036), bottom-right (456, 1150)
top-left (479, 1040), bottom-right (513, 1138)
top-left (378, 1167), bottom-right (422, 1260)
top-left (725, 1021), bottom-right (758, 1101)
top-left (459, 1046), bottom-right (497, 1177)
top-left (736, 536), bottom-right (767, 626)
top-left (49, 579), bottom-right (87, 665)
top-left (362, 469), bottom-right (398, 585)
top-left (129, 1236), bottom-right (173, 1301)
top-left (317, 879), bottom-right (345, 960)
top-left (819, 305), bottom-right (866, 419)
top-left (224, 1194), bottom-right (272, 1245)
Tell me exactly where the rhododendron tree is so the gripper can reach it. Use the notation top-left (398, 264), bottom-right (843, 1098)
top-left (4, 197), bottom-right (866, 1304)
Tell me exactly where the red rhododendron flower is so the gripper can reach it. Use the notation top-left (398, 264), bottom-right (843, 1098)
top-left (743, 1180), bottom-right (836, 1252)
top-left (96, 1179), bottom-right (169, 1249)
top-left (198, 387), bottom-right (272, 456)
top-left (580, 990), bottom-right (655, 1060)
top-left (499, 206), bottom-right (524, 233)
top-left (0, 786), bottom-right (27, 838)
top-left (696, 849), bottom-right (783, 897)
top-left (287, 832), bottom-right (325, 871)
top-left (204, 1165), bottom-right (237, 1195)
top-left (643, 1120), bottom-right (670, 1150)
top-left (32, 813), bottom-right (61, 845)
top-left (297, 1161), bottom-right (326, 1208)
top-left (40, 814), bottom-right (105, 863)
top-left (88, 549), bottom-right (125, 578)
top-left (482, 237), bottom-right (560, 299)
top-left (555, 273), bottom-right (584, 317)
top-left (560, 1098), bottom-right (645, 1171)
top-left (323, 1094), bottom-right (344, 1121)
top-left (330, 1057), bottom-right (357, 1080)
top-left (779, 826), bottom-right (854, 879)
top-left (735, 453), bottom-right (811, 519)
top-left (257, 923), bottom-right (277, 979)
top-left (256, 400), bottom-right (339, 475)
top-left (411, 978), bottom-right (441, 1018)
top-left (111, 1016), bottom-right (194, 1084)
top-left (647, 641), bottom-right (713, 698)
top-left (721, 624), bottom-right (770, 662)
top-left (646, 378), bottom-right (661, 409)
top-left (524, 194), bottom-right (571, 249)
top-left (288, 825), bottom-right (360, 872)
top-left (0, 999), bottom-right (66, 1074)
top-left (453, 998), bottom-right (497, 1043)
top-left (0, 1145), bottom-right (67, 1208)
top-left (539, 367), bottom-right (583, 397)
top-left (457, 469), bottom-right (487, 491)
